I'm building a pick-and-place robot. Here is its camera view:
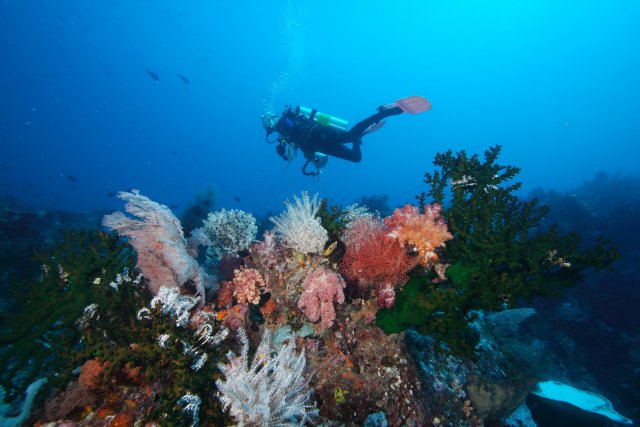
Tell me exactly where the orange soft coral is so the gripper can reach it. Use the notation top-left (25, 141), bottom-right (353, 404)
top-left (384, 204), bottom-right (452, 267)
top-left (232, 268), bottom-right (266, 305)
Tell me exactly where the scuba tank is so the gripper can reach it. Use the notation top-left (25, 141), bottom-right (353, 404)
top-left (297, 106), bottom-right (348, 130)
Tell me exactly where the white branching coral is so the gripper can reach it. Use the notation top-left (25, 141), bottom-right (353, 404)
top-left (216, 328), bottom-right (318, 426)
top-left (269, 191), bottom-right (328, 255)
top-left (203, 208), bottom-right (258, 257)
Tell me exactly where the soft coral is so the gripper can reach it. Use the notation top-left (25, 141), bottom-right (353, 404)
top-left (384, 204), bottom-right (452, 267)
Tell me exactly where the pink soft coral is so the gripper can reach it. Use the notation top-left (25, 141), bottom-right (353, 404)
top-left (297, 267), bottom-right (346, 329)
top-left (341, 216), bottom-right (418, 288)
top-left (232, 268), bottom-right (266, 305)
top-left (250, 230), bottom-right (282, 271)
top-left (384, 204), bottom-right (452, 267)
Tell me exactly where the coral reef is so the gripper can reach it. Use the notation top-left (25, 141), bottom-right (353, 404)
top-left (1, 146), bottom-right (626, 426)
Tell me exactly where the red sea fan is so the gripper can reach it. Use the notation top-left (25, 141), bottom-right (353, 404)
top-left (341, 217), bottom-right (418, 288)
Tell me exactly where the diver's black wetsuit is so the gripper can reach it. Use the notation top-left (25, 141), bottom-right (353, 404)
top-left (275, 105), bottom-right (404, 163)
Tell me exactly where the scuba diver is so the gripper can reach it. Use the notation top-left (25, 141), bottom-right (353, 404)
top-left (262, 95), bottom-right (432, 177)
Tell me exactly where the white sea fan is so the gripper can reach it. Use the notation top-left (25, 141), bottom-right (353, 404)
top-left (203, 208), bottom-right (258, 257)
top-left (102, 189), bottom-right (206, 304)
top-left (216, 328), bottom-right (318, 426)
top-left (269, 191), bottom-right (328, 255)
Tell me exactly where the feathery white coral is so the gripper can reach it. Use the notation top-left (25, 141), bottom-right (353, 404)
top-left (178, 393), bottom-right (201, 427)
top-left (203, 209), bottom-right (258, 257)
top-left (150, 286), bottom-right (200, 327)
top-left (270, 192), bottom-right (327, 255)
top-left (216, 328), bottom-right (318, 426)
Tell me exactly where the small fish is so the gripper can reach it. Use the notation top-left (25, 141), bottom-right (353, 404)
top-left (146, 70), bottom-right (159, 82)
top-left (106, 192), bottom-right (115, 198)
top-left (66, 175), bottom-right (78, 183)
top-left (169, 204), bottom-right (179, 209)
top-left (323, 241), bottom-right (338, 257)
top-left (171, 150), bottom-right (177, 155)
top-left (234, 197), bottom-right (240, 202)
top-left (177, 73), bottom-right (190, 84)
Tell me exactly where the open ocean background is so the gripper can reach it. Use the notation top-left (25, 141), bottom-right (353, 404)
top-left (1, 0), bottom-right (638, 215)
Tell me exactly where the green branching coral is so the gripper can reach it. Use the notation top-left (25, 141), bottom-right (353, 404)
top-left (0, 231), bottom-right (137, 398)
top-left (380, 146), bottom-right (619, 354)
top-left (420, 145), bottom-right (619, 307)
top-left (317, 199), bottom-right (348, 244)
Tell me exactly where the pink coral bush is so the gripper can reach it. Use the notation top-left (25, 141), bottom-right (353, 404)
top-left (297, 267), bottom-right (346, 329)
top-left (250, 230), bottom-right (283, 271)
top-left (384, 204), bottom-right (452, 267)
top-left (232, 268), bottom-right (266, 305)
top-left (341, 216), bottom-right (418, 289)
top-left (102, 190), bottom-right (206, 303)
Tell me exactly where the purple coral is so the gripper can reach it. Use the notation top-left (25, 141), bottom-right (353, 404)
top-left (251, 230), bottom-right (282, 271)
top-left (297, 267), bottom-right (346, 329)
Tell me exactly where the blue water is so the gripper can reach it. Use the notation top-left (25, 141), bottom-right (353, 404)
top-left (1, 0), bottom-right (639, 216)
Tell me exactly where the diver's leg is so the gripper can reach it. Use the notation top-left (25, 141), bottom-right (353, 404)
top-left (348, 106), bottom-right (403, 137)
top-left (317, 139), bottom-right (362, 163)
